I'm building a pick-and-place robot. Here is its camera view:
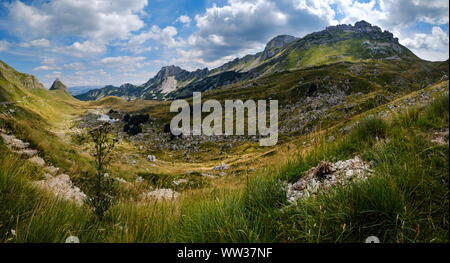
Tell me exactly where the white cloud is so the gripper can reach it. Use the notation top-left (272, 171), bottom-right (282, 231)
top-left (34, 65), bottom-right (52, 71)
top-left (0, 40), bottom-right (10, 51)
top-left (6, 0), bottom-right (147, 40)
top-left (401, 27), bottom-right (449, 61)
top-left (176, 15), bottom-right (191, 26)
top-left (18, 38), bottom-right (51, 48)
top-left (60, 68), bottom-right (154, 87)
top-left (30, 38), bottom-right (51, 47)
top-left (335, 0), bottom-right (449, 29)
top-left (63, 62), bottom-right (85, 70)
top-left (5, 0), bottom-right (148, 56)
top-left (128, 25), bottom-right (183, 47)
top-left (99, 56), bottom-right (148, 72)
top-left (33, 57), bottom-right (59, 71)
top-left (67, 40), bottom-right (107, 56)
top-left (100, 56), bottom-right (146, 65)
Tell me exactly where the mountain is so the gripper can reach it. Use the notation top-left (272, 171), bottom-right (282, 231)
top-left (76, 20), bottom-right (424, 101)
top-left (68, 85), bottom-right (103, 96)
top-left (49, 78), bottom-right (69, 92)
top-left (75, 65), bottom-right (209, 101)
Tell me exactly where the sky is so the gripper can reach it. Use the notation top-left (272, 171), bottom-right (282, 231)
top-left (0, 0), bottom-right (448, 88)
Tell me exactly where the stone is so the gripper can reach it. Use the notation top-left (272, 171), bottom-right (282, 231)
top-left (136, 176), bottom-right (144, 183)
top-left (142, 189), bottom-right (180, 200)
top-left (14, 149), bottom-right (37, 158)
top-left (213, 163), bottom-right (229, 171)
top-left (172, 179), bottom-right (189, 186)
top-left (28, 156), bottom-right (45, 166)
top-left (44, 165), bottom-right (59, 175)
top-left (1, 133), bottom-right (29, 149)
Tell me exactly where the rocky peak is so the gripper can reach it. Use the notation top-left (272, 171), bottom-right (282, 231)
top-left (325, 20), bottom-right (398, 43)
top-left (157, 65), bottom-right (186, 78)
top-left (262, 35), bottom-right (297, 60)
top-left (49, 78), bottom-right (68, 92)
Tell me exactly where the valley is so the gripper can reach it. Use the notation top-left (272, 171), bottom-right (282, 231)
top-left (0, 21), bottom-right (448, 243)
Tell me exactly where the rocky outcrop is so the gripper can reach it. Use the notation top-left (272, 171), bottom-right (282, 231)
top-left (49, 78), bottom-right (69, 92)
top-left (285, 156), bottom-right (373, 202)
top-left (261, 35), bottom-right (297, 61)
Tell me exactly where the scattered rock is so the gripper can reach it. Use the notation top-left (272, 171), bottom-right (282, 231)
top-left (0, 133), bottom-right (29, 149)
top-left (202, 173), bottom-right (218, 179)
top-left (431, 128), bottom-right (449, 146)
top-left (44, 165), bottom-right (60, 175)
top-left (28, 156), bottom-right (45, 166)
top-left (142, 189), bottom-right (180, 200)
top-left (213, 163), bottom-right (229, 171)
top-left (136, 176), bottom-right (144, 183)
top-left (147, 155), bottom-right (156, 162)
top-left (172, 178), bottom-right (189, 186)
top-left (13, 149), bottom-right (37, 158)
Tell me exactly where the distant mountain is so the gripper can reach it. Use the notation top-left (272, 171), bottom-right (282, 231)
top-left (68, 85), bottom-right (103, 96)
top-left (75, 20), bottom-right (422, 101)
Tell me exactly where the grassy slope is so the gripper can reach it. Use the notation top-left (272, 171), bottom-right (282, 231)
top-left (1, 91), bottom-right (447, 242)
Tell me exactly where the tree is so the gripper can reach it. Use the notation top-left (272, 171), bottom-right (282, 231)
top-left (85, 123), bottom-right (118, 220)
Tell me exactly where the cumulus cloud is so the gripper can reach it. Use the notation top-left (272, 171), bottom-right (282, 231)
top-left (99, 56), bottom-right (148, 72)
top-left (5, 0), bottom-right (148, 56)
top-left (33, 58), bottom-right (59, 71)
top-left (176, 15), bottom-right (191, 26)
top-left (401, 27), bottom-right (449, 61)
top-left (335, 0), bottom-right (449, 29)
top-left (183, 0), bottom-right (336, 64)
top-left (127, 25), bottom-right (183, 48)
top-left (67, 40), bottom-right (107, 56)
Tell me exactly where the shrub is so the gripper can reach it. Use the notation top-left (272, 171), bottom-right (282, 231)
top-left (84, 123), bottom-right (118, 220)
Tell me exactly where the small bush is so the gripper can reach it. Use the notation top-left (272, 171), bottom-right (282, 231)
top-left (84, 123), bottom-right (118, 220)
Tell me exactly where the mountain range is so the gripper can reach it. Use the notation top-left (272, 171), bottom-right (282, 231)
top-left (75, 20), bottom-right (418, 101)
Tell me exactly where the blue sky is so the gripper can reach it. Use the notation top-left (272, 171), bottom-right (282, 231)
top-left (0, 0), bottom-right (448, 88)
